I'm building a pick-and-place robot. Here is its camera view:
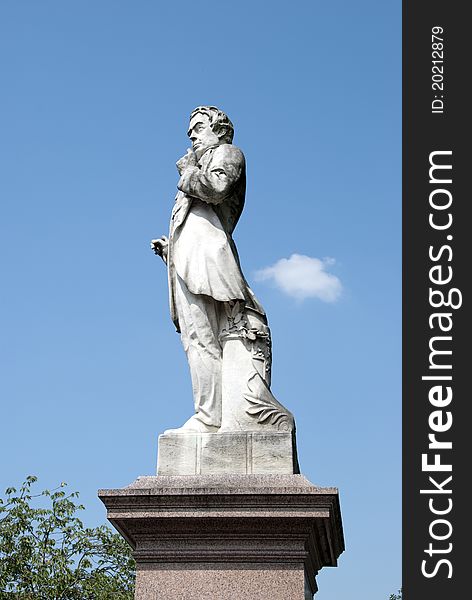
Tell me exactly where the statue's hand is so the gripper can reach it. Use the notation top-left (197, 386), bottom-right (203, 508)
top-left (176, 148), bottom-right (197, 175)
top-left (150, 236), bottom-right (169, 264)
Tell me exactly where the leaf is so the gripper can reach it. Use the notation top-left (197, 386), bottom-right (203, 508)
top-left (230, 301), bottom-right (241, 317)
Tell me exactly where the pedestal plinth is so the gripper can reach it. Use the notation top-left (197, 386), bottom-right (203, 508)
top-left (158, 431), bottom-right (299, 475)
top-left (99, 474), bottom-right (344, 599)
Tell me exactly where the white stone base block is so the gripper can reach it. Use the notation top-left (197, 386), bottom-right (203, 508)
top-left (157, 431), bottom-right (298, 475)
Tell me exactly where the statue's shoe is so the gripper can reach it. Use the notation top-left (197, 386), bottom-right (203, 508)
top-left (164, 415), bottom-right (220, 434)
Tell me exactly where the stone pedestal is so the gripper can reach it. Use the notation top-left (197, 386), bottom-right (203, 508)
top-left (99, 474), bottom-right (344, 599)
top-left (158, 431), bottom-right (299, 475)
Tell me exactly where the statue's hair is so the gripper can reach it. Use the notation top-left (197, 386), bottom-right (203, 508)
top-left (189, 106), bottom-right (234, 143)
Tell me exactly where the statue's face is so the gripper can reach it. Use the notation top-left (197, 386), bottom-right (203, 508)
top-left (187, 113), bottom-right (220, 157)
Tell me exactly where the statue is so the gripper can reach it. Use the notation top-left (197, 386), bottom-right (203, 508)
top-left (151, 106), bottom-right (294, 440)
top-left (99, 110), bottom-right (343, 600)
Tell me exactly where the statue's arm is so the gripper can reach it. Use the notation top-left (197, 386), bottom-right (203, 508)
top-left (177, 145), bottom-right (244, 205)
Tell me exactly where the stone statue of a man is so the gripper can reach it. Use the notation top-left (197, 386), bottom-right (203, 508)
top-left (152, 106), bottom-right (293, 435)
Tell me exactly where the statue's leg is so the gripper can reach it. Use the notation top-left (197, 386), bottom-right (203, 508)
top-left (171, 275), bottom-right (222, 431)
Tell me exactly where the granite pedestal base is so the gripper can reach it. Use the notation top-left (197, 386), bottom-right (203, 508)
top-left (99, 474), bottom-right (344, 599)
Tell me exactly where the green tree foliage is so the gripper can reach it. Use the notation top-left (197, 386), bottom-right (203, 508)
top-left (389, 590), bottom-right (402, 600)
top-left (0, 476), bottom-right (135, 599)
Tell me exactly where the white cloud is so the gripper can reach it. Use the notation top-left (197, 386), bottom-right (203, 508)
top-left (254, 254), bottom-right (342, 302)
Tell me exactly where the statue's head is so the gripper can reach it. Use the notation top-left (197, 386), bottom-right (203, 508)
top-left (187, 106), bottom-right (234, 158)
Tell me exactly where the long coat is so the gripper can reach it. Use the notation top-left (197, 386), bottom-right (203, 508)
top-left (167, 143), bottom-right (264, 332)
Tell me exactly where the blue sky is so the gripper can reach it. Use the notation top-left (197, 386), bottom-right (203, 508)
top-left (0, 1), bottom-right (401, 598)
